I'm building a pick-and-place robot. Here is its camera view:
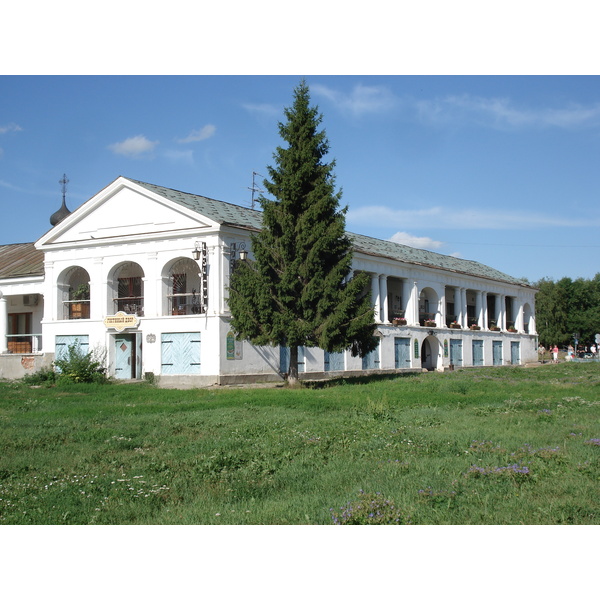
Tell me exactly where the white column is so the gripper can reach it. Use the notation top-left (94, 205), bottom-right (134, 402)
top-left (475, 291), bottom-right (482, 329)
top-left (379, 275), bottom-right (388, 324)
top-left (371, 273), bottom-right (380, 323)
top-left (516, 300), bottom-right (524, 332)
top-left (461, 288), bottom-right (468, 328)
top-left (402, 280), bottom-right (411, 322)
top-left (409, 281), bottom-right (419, 325)
top-left (90, 257), bottom-right (104, 320)
top-left (499, 295), bottom-right (506, 330)
top-left (0, 292), bottom-right (8, 353)
top-left (142, 252), bottom-right (158, 318)
top-left (481, 292), bottom-right (488, 329)
top-left (439, 288), bottom-right (447, 327)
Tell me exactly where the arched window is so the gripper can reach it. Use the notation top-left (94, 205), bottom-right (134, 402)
top-left (111, 262), bottom-right (144, 316)
top-left (166, 258), bottom-right (205, 316)
top-left (59, 266), bottom-right (90, 320)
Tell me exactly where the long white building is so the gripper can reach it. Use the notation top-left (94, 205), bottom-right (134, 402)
top-left (0, 176), bottom-right (538, 384)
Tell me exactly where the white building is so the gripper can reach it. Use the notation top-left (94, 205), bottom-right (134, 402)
top-left (0, 176), bottom-right (538, 384)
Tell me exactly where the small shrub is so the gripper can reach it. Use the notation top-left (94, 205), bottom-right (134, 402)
top-left (330, 490), bottom-right (410, 525)
top-left (54, 343), bottom-right (108, 384)
top-left (21, 366), bottom-right (58, 385)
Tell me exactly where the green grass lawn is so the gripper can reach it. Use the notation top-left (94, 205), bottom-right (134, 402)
top-left (1, 363), bottom-right (598, 524)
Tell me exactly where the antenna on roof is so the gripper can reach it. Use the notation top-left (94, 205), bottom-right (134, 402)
top-left (247, 171), bottom-right (264, 210)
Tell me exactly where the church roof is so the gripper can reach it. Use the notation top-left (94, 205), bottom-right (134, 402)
top-left (0, 243), bottom-right (44, 279)
top-left (128, 178), bottom-right (531, 288)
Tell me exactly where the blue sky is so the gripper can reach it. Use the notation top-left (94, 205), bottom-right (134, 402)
top-left (1, 75), bottom-right (599, 283)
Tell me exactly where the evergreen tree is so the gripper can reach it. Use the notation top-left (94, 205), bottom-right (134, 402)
top-left (229, 81), bottom-right (377, 384)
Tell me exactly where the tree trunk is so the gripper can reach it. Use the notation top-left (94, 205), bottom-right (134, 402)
top-left (288, 345), bottom-right (299, 386)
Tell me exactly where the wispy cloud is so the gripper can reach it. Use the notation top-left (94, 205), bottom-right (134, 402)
top-left (389, 231), bottom-right (444, 250)
top-left (312, 83), bottom-right (397, 116)
top-left (177, 124), bottom-right (216, 144)
top-left (164, 149), bottom-right (194, 165)
top-left (242, 103), bottom-right (281, 118)
top-left (108, 135), bottom-right (158, 157)
top-left (348, 205), bottom-right (599, 230)
top-left (416, 94), bottom-right (600, 129)
top-left (0, 123), bottom-right (22, 134)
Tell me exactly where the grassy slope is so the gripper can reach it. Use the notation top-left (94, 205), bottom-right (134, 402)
top-left (0, 363), bottom-right (598, 525)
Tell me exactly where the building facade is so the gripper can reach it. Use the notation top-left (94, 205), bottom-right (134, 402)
top-left (0, 177), bottom-right (538, 384)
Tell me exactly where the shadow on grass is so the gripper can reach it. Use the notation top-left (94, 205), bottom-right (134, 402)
top-left (305, 371), bottom-right (421, 389)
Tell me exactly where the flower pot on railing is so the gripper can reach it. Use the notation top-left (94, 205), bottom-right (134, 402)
top-left (449, 323), bottom-right (461, 329)
top-left (489, 326), bottom-right (500, 331)
top-left (507, 327), bottom-right (517, 333)
top-left (392, 318), bottom-right (407, 326)
top-left (424, 320), bottom-right (436, 327)
top-left (470, 325), bottom-right (481, 330)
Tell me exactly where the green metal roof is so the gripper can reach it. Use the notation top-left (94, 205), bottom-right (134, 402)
top-left (128, 178), bottom-right (263, 231)
top-left (129, 178), bottom-right (531, 288)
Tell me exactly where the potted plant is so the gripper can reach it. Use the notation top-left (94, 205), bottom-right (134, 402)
top-left (470, 324), bottom-right (481, 330)
top-left (392, 317), bottom-right (407, 326)
top-left (507, 326), bottom-right (517, 333)
top-left (69, 283), bottom-right (90, 319)
top-left (424, 319), bottom-right (436, 327)
top-left (449, 321), bottom-right (461, 329)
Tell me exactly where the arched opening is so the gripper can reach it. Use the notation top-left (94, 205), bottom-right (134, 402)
top-left (523, 303), bottom-right (533, 334)
top-left (58, 266), bottom-right (90, 320)
top-left (109, 262), bottom-right (144, 316)
top-left (421, 335), bottom-right (440, 371)
top-left (419, 287), bottom-right (439, 326)
top-left (163, 257), bottom-right (205, 316)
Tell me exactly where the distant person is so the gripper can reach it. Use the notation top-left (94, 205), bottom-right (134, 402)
top-left (552, 345), bottom-right (559, 363)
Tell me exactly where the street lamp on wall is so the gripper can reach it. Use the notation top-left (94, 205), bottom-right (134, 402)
top-left (192, 242), bottom-right (201, 261)
top-left (238, 249), bottom-right (248, 261)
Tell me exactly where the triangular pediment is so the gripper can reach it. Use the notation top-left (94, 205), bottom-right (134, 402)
top-left (36, 177), bottom-right (218, 248)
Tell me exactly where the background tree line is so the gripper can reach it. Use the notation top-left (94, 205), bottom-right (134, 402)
top-left (534, 273), bottom-right (600, 348)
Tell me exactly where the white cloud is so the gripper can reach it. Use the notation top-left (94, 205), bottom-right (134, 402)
top-left (415, 94), bottom-right (600, 130)
top-left (389, 231), bottom-right (444, 250)
top-left (0, 123), bottom-right (22, 134)
top-left (177, 124), bottom-right (216, 144)
top-left (108, 135), bottom-right (158, 157)
top-left (312, 83), bottom-right (397, 116)
top-left (347, 205), bottom-right (599, 230)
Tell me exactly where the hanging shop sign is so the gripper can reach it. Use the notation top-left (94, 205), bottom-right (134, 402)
top-left (104, 311), bottom-right (140, 332)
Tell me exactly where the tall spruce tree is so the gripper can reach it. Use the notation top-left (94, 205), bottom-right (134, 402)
top-left (228, 80), bottom-right (377, 384)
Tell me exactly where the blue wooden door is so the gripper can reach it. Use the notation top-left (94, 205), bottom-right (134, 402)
top-left (280, 346), bottom-right (305, 374)
top-left (115, 334), bottom-right (135, 379)
top-left (511, 341), bottom-right (520, 365)
top-left (161, 332), bottom-right (201, 374)
top-left (450, 339), bottom-right (463, 367)
top-left (472, 339), bottom-right (484, 366)
top-left (324, 350), bottom-right (345, 371)
top-left (394, 337), bottom-right (411, 368)
top-left (493, 341), bottom-right (503, 366)
top-left (55, 335), bottom-right (89, 362)
top-left (55, 335), bottom-right (89, 374)
top-left (362, 342), bottom-right (380, 370)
